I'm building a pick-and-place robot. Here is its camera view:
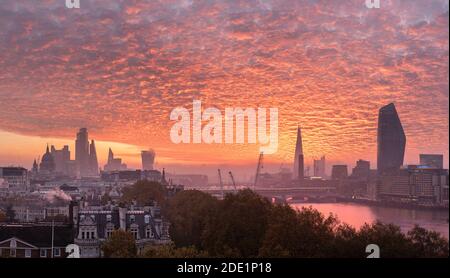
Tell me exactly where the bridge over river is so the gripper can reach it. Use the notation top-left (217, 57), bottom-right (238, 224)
top-left (184, 185), bottom-right (339, 202)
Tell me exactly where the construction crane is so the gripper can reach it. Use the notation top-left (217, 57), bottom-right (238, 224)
top-left (253, 152), bottom-right (264, 189)
top-left (228, 171), bottom-right (237, 193)
top-left (218, 169), bottom-right (224, 199)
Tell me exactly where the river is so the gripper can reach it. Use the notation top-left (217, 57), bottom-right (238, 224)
top-left (290, 202), bottom-right (449, 239)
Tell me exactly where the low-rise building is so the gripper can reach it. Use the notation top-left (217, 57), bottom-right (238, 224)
top-left (0, 223), bottom-right (73, 258)
top-left (74, 203), bottom-right (170, 258)
top-left (0, 167), bottom-right (29, 192)
top-left (378, 165), bottom-right (449, 206)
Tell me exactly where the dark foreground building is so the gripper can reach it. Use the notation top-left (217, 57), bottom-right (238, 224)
top-left (0, 223), bottom-right (73, 258)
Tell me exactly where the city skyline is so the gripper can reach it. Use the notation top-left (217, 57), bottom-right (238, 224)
top-left (0, 0), bottom-right (448, 174)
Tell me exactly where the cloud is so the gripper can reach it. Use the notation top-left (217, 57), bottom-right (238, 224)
top-left (0, 0), bottom-right (448, 169)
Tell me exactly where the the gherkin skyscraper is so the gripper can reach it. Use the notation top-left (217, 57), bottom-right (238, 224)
top-left (377, 103), bottom-right (406, 174)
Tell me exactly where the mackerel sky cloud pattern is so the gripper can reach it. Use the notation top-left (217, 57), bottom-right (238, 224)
top-left (0, 0), bottom-right (448, 172)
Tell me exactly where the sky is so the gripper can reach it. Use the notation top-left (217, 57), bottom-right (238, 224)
top-left (0, 0), bottom-right (448, 180)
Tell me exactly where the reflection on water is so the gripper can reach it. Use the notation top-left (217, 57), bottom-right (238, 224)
top-left (291, 202), bottom-right (449, 239)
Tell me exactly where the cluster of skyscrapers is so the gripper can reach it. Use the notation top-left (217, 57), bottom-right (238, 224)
top-left (32, 128), bottom-right (99, 178)
top-left (30, 128), bottom-right (156, 178)
top-left (290, 102), bottom-right (448, 206)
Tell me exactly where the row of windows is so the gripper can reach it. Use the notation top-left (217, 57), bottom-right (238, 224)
top-left (80, 231), bottom-right (97, 239)
top-left (82, 214), bottom-right (152, 224)
top-left (0, 248), bottom-right (60, 258)
top-left (81, 226), bottom-right (156, 240)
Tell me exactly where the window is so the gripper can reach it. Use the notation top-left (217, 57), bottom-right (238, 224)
top-left (54, 248), bottom-right (61, 257)
top-left (91, 231), bottom-right (95, 239)
top-left (10, 248), bottom-right (16, 257)
top-left (130, 215), bottom-right (135, 223)
top-left (40, 249), bottom-right (47, 258)
top-left (81, 231), bottom-right (85, 239)
top-left (25, 249), bottom-right (32, 258)
top-left (130, 226), bottom-right (139, 240)
top-left (144, 215), bottom-right (150, 224)
top-left (105, 224), bottom-right (114, 239)
top-left (106, 214), bottom-right (112, 222)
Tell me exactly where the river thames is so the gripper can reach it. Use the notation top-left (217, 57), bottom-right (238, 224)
top-left (291, 202), bottom-right (449, 239)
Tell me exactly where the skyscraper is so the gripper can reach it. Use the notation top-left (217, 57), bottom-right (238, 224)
top-left (89, 140), bottom-right (99, 176)
top-left (75, 128), bottom-right (90, 177)
top-left (293, 126), bottom-right (304, 180)
top-left (141, 149), bottom-right (155, 171)
top-left (377, 103), bottom-right (406, 175)
top-left (313, 156), bottom-right (326, 178)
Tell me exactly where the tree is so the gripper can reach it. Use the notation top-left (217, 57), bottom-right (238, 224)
top-left (166, 190), bottom-right (219, 249)
top-left (100, 193), bottom-right (112, 205)
top-left (406, 225), bottom-right (449, 258)
top-left (202, 189), bottom-right (271, 257)
top-left (121, 180), bottom-right (167, 206)
top-left (102, 230), bottom-right (137, 258)
top-left (0, 210), bottom-right (6, 222)
top-left (260, 205), bottom-right (338, 258)
top-left (258, 204), bottom-right (299, 257)
top-left (357, 221), bottom-right (411, 258)
top-left (142, 243), bottom-right (209, 258)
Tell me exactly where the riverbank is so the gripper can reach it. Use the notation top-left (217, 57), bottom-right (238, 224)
top-left (288, 197), bottom-right (449, 212)
top-left (290, 202), bottom-right (449, 239)
top-left (336, 197), bottom-right (449, 212)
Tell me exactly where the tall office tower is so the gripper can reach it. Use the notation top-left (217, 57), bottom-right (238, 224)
top-left (331, 165), bottom-right (348, 180)
top-left (141, 149), bottom-right (155, 170)
top-left (419, 154), bottom-right (444, 169)
top-left (377, 103), bottom-right (406, 175)
top-left (75, 128), bottom-right (90, 177)
top-left (107, 148), bottom-right (114, 165)
top-left (351, 159), bottom-right (371, 180)
top-left (293, 126), bottom-right (304, 179)
top-left (313, 156), bottom-right (326, 178)
top-left (51, 145), bottom-right (70, 175)
top-left (89, 140), bottom-right (99, 176)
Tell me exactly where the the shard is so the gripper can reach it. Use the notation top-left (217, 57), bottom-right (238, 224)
top-left (293, 126), bottom-right (304, 180)
top-left (377, 103), bottom-right (406, 174)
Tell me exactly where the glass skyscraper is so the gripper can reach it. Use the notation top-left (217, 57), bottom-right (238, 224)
top-left (377, 103), bottom-right (406, 174)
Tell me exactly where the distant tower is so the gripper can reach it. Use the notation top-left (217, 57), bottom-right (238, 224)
top-left (141, 150), bottom-right (155, 171)
top-left (293, 126), bottom-right (304, 180)
top-left (107, 148), bottom-right (114, 165)
top-left (32, 159), bottom-right (39, 175)
top-left (313, 156), bottom-right (326, 178)
top-left (377, 103), bottom-right (406, 174)
top-left (40, 145), bottom-right (55, 174)
top-left (75, 128), bottom-right (90, 177)
top-left (89, 140), bottom-right (99, 176)
top-left (161, 168), bottom-right (168, 186)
